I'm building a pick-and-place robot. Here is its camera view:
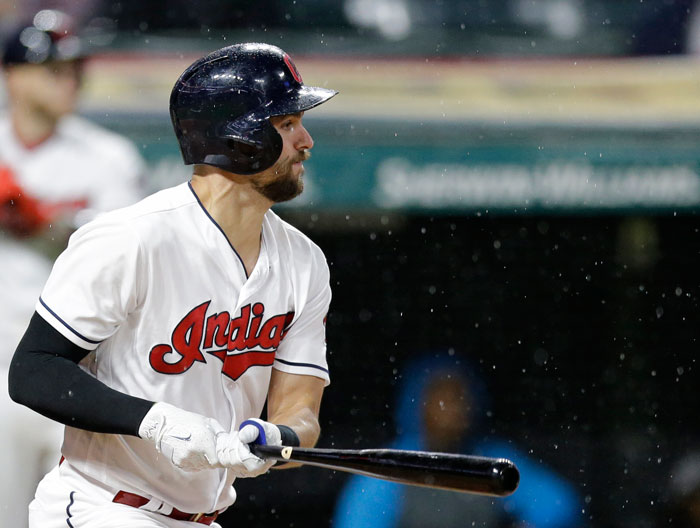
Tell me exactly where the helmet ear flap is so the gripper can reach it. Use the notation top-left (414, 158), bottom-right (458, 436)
top-left (223, 120), bottom-right (283, 175)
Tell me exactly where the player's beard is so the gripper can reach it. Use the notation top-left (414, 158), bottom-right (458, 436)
top-left (252, 150), bottom-right (310, 203)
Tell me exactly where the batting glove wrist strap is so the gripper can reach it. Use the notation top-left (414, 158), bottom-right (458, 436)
top-left (277, 424), bottom-right (300, 447)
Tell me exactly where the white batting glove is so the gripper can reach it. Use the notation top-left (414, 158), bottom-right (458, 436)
top-left (138, 402), bottom-right (225, 472)
top-left (215, 418), bottom-right (282, 478)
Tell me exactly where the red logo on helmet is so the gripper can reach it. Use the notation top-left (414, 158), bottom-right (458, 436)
top-left (283, 54), bottom-right (303, 83)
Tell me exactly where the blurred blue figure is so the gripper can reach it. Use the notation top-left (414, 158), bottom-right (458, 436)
top-left (332, 352), bottom-right (583, 528)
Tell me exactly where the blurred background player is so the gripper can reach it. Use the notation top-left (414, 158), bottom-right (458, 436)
top-left (0, 9), bottom-right (144, 526)
top-left (333, 351), bottom-right (583, 528)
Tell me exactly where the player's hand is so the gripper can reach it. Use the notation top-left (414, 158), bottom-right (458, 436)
top-left (215, 418), bottom-right (282, 478)
top-left (138, 402), bottom-right (225, 472)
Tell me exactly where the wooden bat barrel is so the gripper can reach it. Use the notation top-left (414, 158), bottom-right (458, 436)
top-left (251, 445), bottom-right (520, 496)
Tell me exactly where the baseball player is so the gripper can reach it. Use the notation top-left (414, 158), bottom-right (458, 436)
top-left (8, 42), bottom-right (337, 527)
top-left (0, 10), bottom-right (144, 526)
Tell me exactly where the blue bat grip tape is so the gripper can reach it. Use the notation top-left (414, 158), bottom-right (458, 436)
top-left (239, 419), bottom-right (266, 445)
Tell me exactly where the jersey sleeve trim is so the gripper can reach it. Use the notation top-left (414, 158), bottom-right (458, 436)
top-left (274, 357), bottom-right (329, 374)
top-left (273, 357), bottom-right (330, 385)
top-left (36, 296), bottom-right (102, 349)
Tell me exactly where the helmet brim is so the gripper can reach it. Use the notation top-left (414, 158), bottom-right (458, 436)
top-left (267, 85), bottom-right (338, 117)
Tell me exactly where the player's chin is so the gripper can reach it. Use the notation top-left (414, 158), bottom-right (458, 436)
top-left (284, 175), bottom-right (304, 201)
top-left (288, 165), bottom-right (305, 190)
top-left (47, 103), bottom-right (75, 120)
top-left (50, 96), bottom-right (79, 117)
top-left (259, 175), bottom-right (304, 203)
top-left (285, 176), bottom-right (304, 201)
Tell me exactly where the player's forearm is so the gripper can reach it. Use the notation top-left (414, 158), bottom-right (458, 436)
top-left (8, 312), bottom-right (154, 436)
top-left (10, 352), bottom-right (154, 435)
top-left (266, 407), bottom-right (320, 469)
top-left (266, 370), bottom-right (325, 451)
top-left (268, 406), bottom-right (321, 448)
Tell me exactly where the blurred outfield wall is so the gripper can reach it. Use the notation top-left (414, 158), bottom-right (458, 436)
top-left (82, 53), bottom-right (700, 215)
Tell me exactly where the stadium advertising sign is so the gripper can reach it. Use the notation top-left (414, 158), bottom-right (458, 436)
top-left (372, 158), bottom-right (700, 212)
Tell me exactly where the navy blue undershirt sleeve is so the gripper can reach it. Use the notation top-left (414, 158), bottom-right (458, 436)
top-left (8, 311), bottom-right (154, 436)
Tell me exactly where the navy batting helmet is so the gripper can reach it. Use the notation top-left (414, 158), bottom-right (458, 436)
top-left (169, 43), bottom-right (338, 175)
top-left (2, 10), bottom-right (84, 66)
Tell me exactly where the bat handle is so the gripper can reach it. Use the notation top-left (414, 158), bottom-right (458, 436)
top-left (251, 443), bottom-right (294, 461)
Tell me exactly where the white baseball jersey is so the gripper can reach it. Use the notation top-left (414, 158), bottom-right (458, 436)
top-left (36, 182), bottom-right (332, 514)
top-left (0, 113), bottom-right (145, 368)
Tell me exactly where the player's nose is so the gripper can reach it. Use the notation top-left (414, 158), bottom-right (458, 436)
top-left (295, 124), bottom-right (314, 151)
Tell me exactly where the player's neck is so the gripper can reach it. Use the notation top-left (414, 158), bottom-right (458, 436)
top-left (191, 170), bottom-right (270, 276)
top-left (10, 105), bottom-right (59, 149)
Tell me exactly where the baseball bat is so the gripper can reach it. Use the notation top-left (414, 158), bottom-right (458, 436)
top-left (251, 444), bottom-right (519, 496)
